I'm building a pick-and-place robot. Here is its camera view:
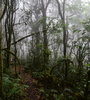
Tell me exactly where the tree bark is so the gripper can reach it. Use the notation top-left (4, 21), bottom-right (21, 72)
top-left (5, 0), bottom-right (15, 68)
top-left (56, 0), bottom-right (68, 80)
top-left (0, 1), bottom-right (3, 98)
top-left (41, 0), bottom-right (50, 68)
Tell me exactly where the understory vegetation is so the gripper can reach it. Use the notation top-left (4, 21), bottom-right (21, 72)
top-left (0, 0), bottom-right (90, 100)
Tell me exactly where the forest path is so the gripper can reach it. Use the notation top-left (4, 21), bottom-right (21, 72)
top-left (21, 72), bottom-right (41, 100)
top-left (10, 66), bottom-right (41, 100)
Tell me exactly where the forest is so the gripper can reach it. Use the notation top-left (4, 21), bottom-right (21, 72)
top-left (0, 0), bottom-right (90, 100)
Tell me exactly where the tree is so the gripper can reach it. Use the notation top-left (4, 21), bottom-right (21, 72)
top-left (0, 0), bottom-right (8, 97)
top-left (56, 0), bottom-right (68, 80)
top-left (41, 0), bottom-right (51, 68)
top-left (5, 0), bottom-right (17, 68)
top-left (56, 0), bottom-right (67, 57)
top-left (0, 4), bottom-right (3, 97)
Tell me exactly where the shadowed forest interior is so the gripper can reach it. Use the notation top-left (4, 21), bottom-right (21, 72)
top-left (0, 0), bottom-right (90, 100)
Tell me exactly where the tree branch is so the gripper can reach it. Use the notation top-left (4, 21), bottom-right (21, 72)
top-left (2, 48), bottom-right (20, 65)
top-left (11, 33), bottom-right (35, 45)
top-left (0, 0), bottom-right (8, 22)
top-left (56, 0), bottom-right (63, 20)
top-left (46, 0), bottom-right (51, 10)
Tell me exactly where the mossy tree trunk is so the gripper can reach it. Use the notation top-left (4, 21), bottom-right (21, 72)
top-left (5, 0), bottom-right (15, 68)
top-left (0, 0), bottom-right (8, 97)
top-left (56, 0), bottom-right (68, 80)
top-left (0, 1), bottom-right (3, 97)
top-left (41, 0), bottom-right (51, 69)
top-left (0, 22), bottom-right (3, 98)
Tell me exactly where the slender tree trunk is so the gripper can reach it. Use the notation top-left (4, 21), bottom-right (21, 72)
top-left (13, 31), bottom-right (17, 75)
top-left (5, 6), bottom-right (11, 68)
top-left (63, 25), bottom-right (67, 57)
top-left (43, 13), bottom-right (49, 68)
top-left (56, 0), bottom-right (68, 80)
top-left (41, 0), bottom-right (49, 68)
top-left (5, 0), bottom-right (15, 68)
top-left (12, 0), bottom-right (17, 75)
top-left (35, 29), bottom-right (40, 68)
top-left (0, 19), bottom-right (3, 98)
top-left (0, 1), bottom-right (3, 98)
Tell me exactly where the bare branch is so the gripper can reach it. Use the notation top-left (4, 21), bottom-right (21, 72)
top-left (56, 0), bottom-right (63, 20)
top-left (63, 0), bottom-right (66, 20)
top-left (11, 33), bottom-right (35, 45)
top-left (46, 0), bottom-right (51, 10)
top-left (0, 0), bottom-right (8, 22)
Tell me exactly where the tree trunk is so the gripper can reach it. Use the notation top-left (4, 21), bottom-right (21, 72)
top-left (0, 2), bottom-right (3, 98)
top-left (13, 31), bottom-right (17, 75)
top-left (5, 0), bottom-right (16, 68)
top-left (41, 0), bottom-right (49, 68)
top-left (56, 0), bottom-right (68, 80)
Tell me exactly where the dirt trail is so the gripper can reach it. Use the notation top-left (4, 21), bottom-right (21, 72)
top-left (10, 66), bottom-right (41, 100)
top-left (21, 72), bottom-right (41, 100)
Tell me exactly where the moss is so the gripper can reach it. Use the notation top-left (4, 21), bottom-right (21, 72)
top-left (0, 16), bottom-right (3, 98)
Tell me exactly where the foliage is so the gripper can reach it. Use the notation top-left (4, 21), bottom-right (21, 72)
top-left (2, 73), bottom-right (28, 100)
top-left (1, 0), bottom-right (90, 100)
top-left (30, 57), bottom-right (90, 100)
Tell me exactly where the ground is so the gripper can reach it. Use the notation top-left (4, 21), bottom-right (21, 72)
top-left (21, 72), bottom-right (41, 100)
top-left (11, 66), bottom-right (42, 100)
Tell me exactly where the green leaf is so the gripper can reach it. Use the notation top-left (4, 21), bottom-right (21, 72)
top-left (50, 89), bottom-right (58, 93)
top-left (40, 89), bottom-right (45, 93)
